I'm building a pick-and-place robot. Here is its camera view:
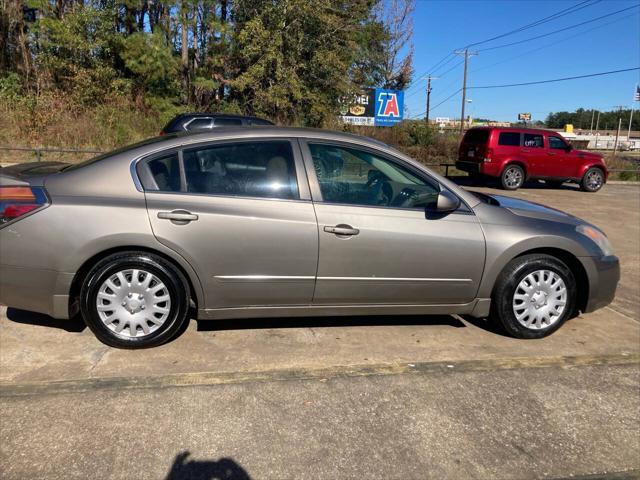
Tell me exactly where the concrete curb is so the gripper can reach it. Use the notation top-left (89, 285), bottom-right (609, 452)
top-left (2, 352), bottom-right (638, 398)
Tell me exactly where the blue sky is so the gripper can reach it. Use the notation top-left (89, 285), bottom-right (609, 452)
top-left (404, 0), bottom-right (640, 122)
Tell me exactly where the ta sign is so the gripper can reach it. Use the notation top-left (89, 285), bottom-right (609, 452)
top-left (374, 88), bottom-right (404, 127)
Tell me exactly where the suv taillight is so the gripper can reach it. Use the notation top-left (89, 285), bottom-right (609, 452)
top-left (484, 147), bottom-right (493, 162)
top-left (0, 186), bottom-right (49, 226)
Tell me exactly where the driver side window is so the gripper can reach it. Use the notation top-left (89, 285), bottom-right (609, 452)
top-left (308, 143), bottom-right (439, 209)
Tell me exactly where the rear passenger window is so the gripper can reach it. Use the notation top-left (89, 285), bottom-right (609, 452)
top-left (498, 132), bottom-right (520, 146)
top-left (147, 154), bottom-right (181, 192)
top-left (182, 141), bottom-right (298, 199)
top-left (523, 133), bottom-right (544, 148)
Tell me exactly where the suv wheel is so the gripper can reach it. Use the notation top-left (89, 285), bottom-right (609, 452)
top-left (581, 167), bottom-right (604, 192)
top-left (491, 254), bottom-right (576, 339)
top-left (80, 252), bottom-right (190, 348)
top-left (501, 165), bottom-right (524, 190)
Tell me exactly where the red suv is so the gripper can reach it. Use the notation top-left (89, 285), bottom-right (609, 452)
top-left (456, 127), bottom-right (607, 192)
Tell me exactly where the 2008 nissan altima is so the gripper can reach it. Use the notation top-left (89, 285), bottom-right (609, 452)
top-left (0, 128), bottom-right (619, 348)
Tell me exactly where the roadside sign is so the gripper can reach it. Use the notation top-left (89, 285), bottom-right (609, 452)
top-left (518, 113), bottom-right (531, 121)
top-left (340, 88), bottom-right (404, 127)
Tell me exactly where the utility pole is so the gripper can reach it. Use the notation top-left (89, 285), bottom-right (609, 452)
top-left (613, 117), bottom-right (622, 156)
top-left (628, 108), bottom-right (634, 141)
top-left (594, 111), bottom-right (601, 149)
top-left (454, 48), bottom-right (478, 134)
top-left (589, 110), bottom-right (595, 133)
top-left (612, 105), bottom-right (625, 153)
top-left (423, 75), bottom-right (437, 125)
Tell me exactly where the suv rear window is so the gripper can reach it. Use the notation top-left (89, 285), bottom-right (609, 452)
top-left (463, 129), bottom-right (489, 144)
top-left (498, 132), bottom-right (520, 146)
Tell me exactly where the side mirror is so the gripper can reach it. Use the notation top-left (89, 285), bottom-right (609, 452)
top-left (425, 189), bottom-right (461, 216)
top-left (565, 143), bottom-right (573, 151)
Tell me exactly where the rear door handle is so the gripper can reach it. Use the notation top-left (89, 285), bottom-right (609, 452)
top-left (324, 224), bottom-right (359, 236)
top-left (158, 210), bottom-right (199, 223)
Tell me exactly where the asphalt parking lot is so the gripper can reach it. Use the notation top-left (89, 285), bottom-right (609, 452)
top-left (1, 182), bottom-right (639, 479)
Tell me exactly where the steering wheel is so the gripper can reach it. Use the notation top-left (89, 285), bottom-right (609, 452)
top-left (365, 172), bottom-right (392, 206)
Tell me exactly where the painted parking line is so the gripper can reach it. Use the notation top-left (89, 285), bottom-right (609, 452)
top-left (1, 352), bottom-right (638, 398)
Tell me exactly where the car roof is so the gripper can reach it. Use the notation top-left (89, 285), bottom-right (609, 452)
top-left (141, 126), bottom-right (392, 153)
top-left (466, 126), bottom-right (560, 135)
top-left (53, 126), bottom-right (481, 210)
top-left (172, 113), bottom-right (271, 121)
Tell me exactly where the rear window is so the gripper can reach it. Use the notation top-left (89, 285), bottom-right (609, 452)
top-left (185, 118), bottom-right (213, 131)
top-left (463, 129), bottom-right (489, 144)
top-left (498, 132), bottom-right (521, 146)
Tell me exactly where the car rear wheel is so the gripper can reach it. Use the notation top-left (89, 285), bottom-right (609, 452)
top-left (491, 254), bottom-right (576, 339)
top-left (580, 167), bottom-right (604, 192)
top-left (501, 165), bottom-right (524, 190)
top-left (80, 251), bottom-right (190, 348)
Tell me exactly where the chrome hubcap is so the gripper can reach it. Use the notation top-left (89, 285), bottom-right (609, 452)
top-left (96, 269), bottom-right (171, 338)
top-left (504, 167), bottom-right (523, 188)
top-left (512, 269), bottom-right (567, 330)
top-left (586, 170), bottom-right (603, 190)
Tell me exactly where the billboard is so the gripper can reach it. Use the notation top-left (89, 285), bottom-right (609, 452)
top-left (518, 113), bottom-right (531, 121)
top-left (340, 88), bottom-right (404, 127)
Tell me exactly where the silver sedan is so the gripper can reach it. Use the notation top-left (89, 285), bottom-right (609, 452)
top-left (0, 128), bottom-right (620, 348)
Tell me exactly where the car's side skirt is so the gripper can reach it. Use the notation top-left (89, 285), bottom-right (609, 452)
top-left (198, 298), bottom-right (491, 320)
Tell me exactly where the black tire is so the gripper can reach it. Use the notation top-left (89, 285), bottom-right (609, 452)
top-left (580, 167), bottom-right (604, 192)
top-left (80, 251), bottom-right (190, 349)
top-left (501, 164), bottom-right (525, 190)
top-left (490, 254), bottom-right (576, 339)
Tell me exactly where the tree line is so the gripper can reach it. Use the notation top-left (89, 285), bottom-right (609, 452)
top-left (545, 108), bottom-right (639, 132)
top-left (1, 0), bottom-right (414, 126)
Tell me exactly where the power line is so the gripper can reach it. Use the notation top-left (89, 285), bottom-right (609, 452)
top-left (404, 59), bottom-right (463, 100)
top-left (410, 88), bottom-right (462, 119)
top-left (478, 4), bottom-right (640, 52)
top-left (405, 53), bottom-right (456, 93)
top-left (470, 11), bottom-right (639, 74)
top-left (465, 0), bottom-right (600, 48)
top-left (470, 67), bottom-right (639, 89)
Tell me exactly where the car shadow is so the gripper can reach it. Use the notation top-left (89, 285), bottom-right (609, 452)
top-left (196, 314), bottom-right (466, 332)
top-left (449, 175), bottom-right (581, 191)
top-left (165, 451), bottom-right (251, 480)
top-left (5, 307), bottom-right (86, 332)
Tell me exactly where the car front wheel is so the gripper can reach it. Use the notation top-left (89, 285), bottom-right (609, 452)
top-left (581, 167), bottom-right (604, 192)
top-left (491, 254), bottom-right (576, 339)
top-left (80, 251), bottom-right (190, 348)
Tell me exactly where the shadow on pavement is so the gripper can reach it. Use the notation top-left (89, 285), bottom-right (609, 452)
top-left (6, 307), bottom-right (86, 332)
top-left (197, 314), bottom-right (466, 332)
top-left (166, 451), bottom-right (251, 480)
top-left (448, 175), bottom-right (581, 191)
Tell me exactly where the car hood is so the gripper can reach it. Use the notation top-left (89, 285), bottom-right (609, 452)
top-left (487, 194), bottom-right (584, 225)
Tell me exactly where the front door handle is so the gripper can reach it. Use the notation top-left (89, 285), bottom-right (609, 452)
top-left (324, 224), bottom-right (359, 236)
top-left (158, 210), bottom-right (199, 224)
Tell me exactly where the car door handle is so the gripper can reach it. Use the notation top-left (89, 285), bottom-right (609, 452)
top-left (324, 225), bottom-right (359, 236)
top-left (158, 210), bottom-right (199, 222)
